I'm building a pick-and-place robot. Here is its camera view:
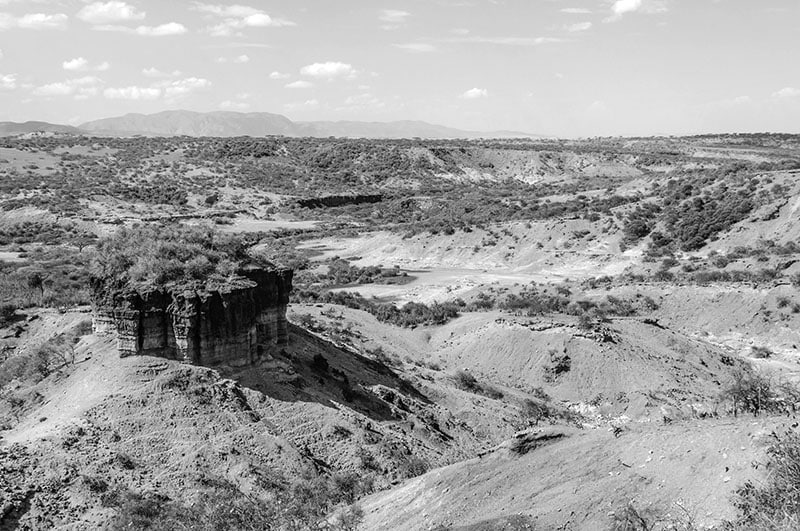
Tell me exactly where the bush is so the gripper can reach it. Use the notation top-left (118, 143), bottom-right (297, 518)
top-left (453, 370), bottom-right (479, 391)
top-left (751, 346), bottom-right (774, 359)
top-left (610, 501), bottom-right (698, 531)
top-left (92, 224), bottom-right (252, 290)
top-left (0, 303), bottom-right (16, 326)
top-left (719, 369), bottom-right (798, 416)
top-left (107, 469), bottom-right (372, 531)
top-left (452, 370), bottom-right (504, 400)
top-left (728, 431), bottom-right (800, 530)
top-left (519, 398), bottom-right (551, 425)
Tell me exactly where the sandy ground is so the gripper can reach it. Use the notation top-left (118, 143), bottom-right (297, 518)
top-left (304, 223), bottom-right (641, 304)
top-left (0, 250), bottom-right (24, 262)
top-left (221, 217), bottom-right (319, 232)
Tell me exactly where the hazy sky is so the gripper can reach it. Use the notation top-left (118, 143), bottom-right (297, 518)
top-left (0, 0), bottom-right (798, 136)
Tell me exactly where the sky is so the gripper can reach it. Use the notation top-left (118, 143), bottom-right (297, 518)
top-left (0, 0), bottom-right (798, 137)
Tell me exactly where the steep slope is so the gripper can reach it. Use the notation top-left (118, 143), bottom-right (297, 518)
top-left (289, 305), bottom-right (751, 420)
top-left (361, 418), bottom-right (789, 530)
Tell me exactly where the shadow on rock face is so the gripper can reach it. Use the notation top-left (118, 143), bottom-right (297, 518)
top-left (219, 323), bottom-right (434, 424)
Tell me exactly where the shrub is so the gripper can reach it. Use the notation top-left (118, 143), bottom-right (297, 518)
top-left (750, 346), bottom-right (774, 359)
top-left (728, 431), bottom-right (800, 530)
top-left (519, 398), bottom-right (551, 425)
top-left (91, 224), bottom-right (252, 290)
top-left (719, 369), bottom-right (798, 417)
top-left (0, 303), bottom-right (16, 326)
top-left (544, 350), bottom-right (571, 382)
top-left (453, 370), bottom-right (479, 392)
top-left (452, 370), bottom-right (503, 399)
top-left (610, 501), bottom-right (698, 531)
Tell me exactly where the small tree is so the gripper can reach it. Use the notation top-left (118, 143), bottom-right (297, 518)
top-left (27, 271), bottom-right (45, 299)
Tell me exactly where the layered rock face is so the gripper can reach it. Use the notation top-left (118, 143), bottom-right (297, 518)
top-left (92, 266), bottom-right (293, 367)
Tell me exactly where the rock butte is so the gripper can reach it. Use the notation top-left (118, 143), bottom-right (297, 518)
top-left (91, 264), bottom-right (293, 366)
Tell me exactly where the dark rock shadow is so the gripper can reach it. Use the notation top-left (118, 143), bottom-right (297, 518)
top-left (218, 324), bottom-right (432, 423)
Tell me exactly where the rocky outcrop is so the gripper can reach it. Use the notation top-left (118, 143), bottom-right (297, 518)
top-left (92, 265), bottom-right (292, 367)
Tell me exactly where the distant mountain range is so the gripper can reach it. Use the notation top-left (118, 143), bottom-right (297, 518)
top-left (0, 111), bottom-right (542, 139)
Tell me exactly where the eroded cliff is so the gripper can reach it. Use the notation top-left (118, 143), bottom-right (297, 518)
top-left (92, 265), bottom-right (293, 366)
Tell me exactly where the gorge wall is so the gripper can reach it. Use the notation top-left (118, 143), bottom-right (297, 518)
top-left (91, 265), bottom-right (293, 367)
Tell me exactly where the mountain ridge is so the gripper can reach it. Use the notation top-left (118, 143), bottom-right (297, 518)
top-left (1, 110), bottom-right (545, 139)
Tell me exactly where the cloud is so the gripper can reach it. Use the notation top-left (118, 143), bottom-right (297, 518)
top-left (34, 81), bottom-right (73, 96)
top-left (285, 80), bottom-right (313, 89)
top-left (461, 87), bottom-right (488, 99)
top-left (269, 71), bottom-right (290, 80)
top-left (379, 9), bottom-right (409, 29)
top-left (772, 87), bottom-right (800, 99)
top-left (711, 95), bottom-right (751, 108)
top-left (220, 99), bottom-right (250, 111)
top-left (379, 9), bottom-right (410, 23)
top-left (341, 93), bottom-right (385, 110)
top-left (300, 61), bottom-right (355, 79)
top-left (142, 67), bottom-right (181, 77)
top-left (284, 99), bottom-right (319, 111)
top-left (565, 21), bottom-right (592, 32)
top-left (63, 57), bottom-right (110, 71)
top-left (0, 48), bottom-right (3, 59)
top-left (135, 22), bottom-right (187, 36)
top-left (448, 36), bottom-right (563, 46)
top-left (611, 0), bottom-right (643, 17)
top-left (605, 0), bottom-right (667, 22)
top-left (95, 22), bottom-right (187, 35)
top-left (101, 77), bottom-right (210, 100)
top-left (193, 3), bottom-right (294, 36)
top-left (103, 86), bottom-right (161, 100)
top-left (63, 57), bottom-right (88, 71)
top-left (33, 76), bottom-right (103, 97)
top-left (233, 54), bottom-right (249, 63)
top-left (0, 73), bottom-right (16, 90)
top-left (0, 12), bottom-right (68, 30)
top-left (77, 1), bottom-right (145, 24)
top-left (160, 77), bottom-right (211, 98)
top-left (219, 54), bottom-right (250, 63)
top-left (394, 43), bottom-right (436, 53)
top-left (561, 8), bottom-right (591, 14)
